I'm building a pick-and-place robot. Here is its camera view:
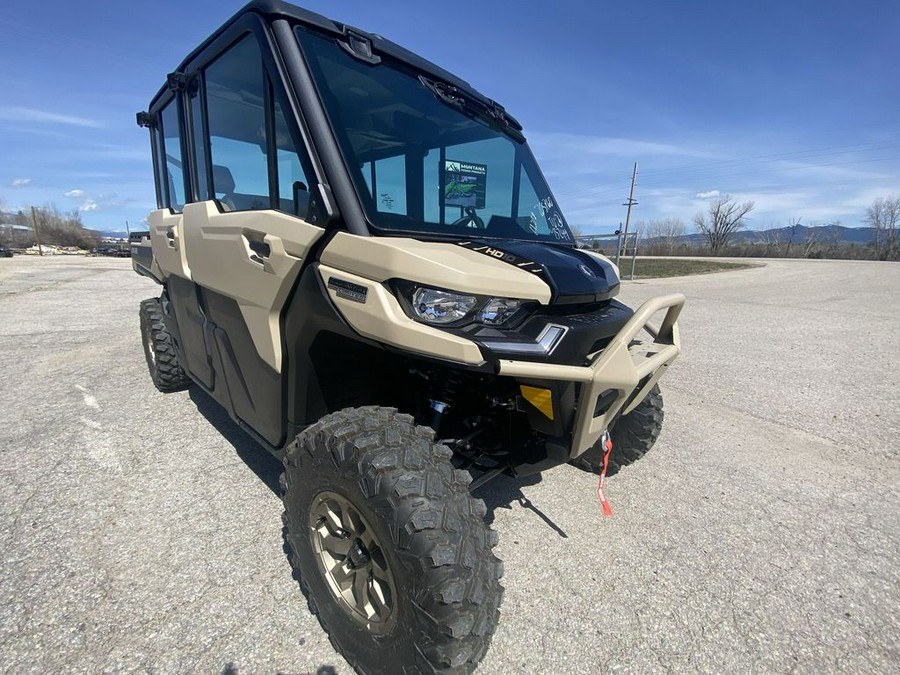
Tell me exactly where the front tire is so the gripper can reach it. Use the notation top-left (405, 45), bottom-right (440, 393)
top-left (139, 297), bottom-right (191, 393)
top-left (281, 407), bottom-right (502, 674)
top-left (571, 384), bottom-right (665, 475)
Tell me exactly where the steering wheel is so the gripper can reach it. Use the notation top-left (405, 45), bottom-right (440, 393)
top-left (450, 207), bottom-right (485, 229)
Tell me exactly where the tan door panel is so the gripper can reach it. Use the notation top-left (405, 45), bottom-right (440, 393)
top-left (148, 209), bottom-right (190, 281)
top-left (181, 201), bottom-right (324, 372)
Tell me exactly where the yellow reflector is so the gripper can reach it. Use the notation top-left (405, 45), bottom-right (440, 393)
top-left (520, 385), bottom-right (554, 420)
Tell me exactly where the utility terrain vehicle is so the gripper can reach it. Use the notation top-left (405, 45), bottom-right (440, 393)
top-left (133, 2), bottom-right (683, 672)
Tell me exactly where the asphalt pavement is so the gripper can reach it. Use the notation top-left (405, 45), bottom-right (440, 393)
top-left (0, 255), bottom-right (897, 674)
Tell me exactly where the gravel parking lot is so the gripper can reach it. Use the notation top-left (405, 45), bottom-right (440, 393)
top-left (1, 255), bottom-right (898, 674)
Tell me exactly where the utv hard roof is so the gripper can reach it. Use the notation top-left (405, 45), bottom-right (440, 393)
top-left (150, 0), bottom-right (490, 111)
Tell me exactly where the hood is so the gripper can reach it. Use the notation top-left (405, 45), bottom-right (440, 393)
top-left (460, 240), bottom-right (620, 305)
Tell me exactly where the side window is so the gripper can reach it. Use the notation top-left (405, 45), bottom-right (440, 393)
top-left (151, 125), bottom-right (166, 209)
top-left (202, 34), bottom-right (312, 216)
top-left (188, 81), bottom-right (210, 202)
top-left (160, 101), bottom-right (185, 212)
top-left (273, 97), bottom-right (312, 217)
top-left (204, 36), bottom-right (270, 211)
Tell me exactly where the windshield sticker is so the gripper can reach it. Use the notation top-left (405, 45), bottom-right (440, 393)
top-left (527, 200), bottom-right (571, 241)
top-left (549, 212), bottom-right (570, 241)
top-left (444, 160), bottom-right (487, 209)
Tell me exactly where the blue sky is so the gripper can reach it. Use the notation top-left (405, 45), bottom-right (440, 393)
top-left (1, 0), bottom-right (897, 234)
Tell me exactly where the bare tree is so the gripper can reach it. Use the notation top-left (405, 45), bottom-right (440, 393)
top-left (693, 194), bottom-right (754, 254)
top-left (865, 197), bottom-right (900, 260)
top-left (640, 218), bottom-right (685, 254)
top-left (784, 217), bottom-right (802, 257)
top-left (761, 224), bottom-right (783, 256)
top-left (4, 203), bottom-right (100, 249)
top-left (657, 218), bottom-right (685, 253)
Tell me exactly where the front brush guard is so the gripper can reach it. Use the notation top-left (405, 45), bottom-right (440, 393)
top-left (496, 293), bottom-right (685, 458)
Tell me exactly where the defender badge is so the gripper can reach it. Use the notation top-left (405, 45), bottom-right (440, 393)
top-left (328, 277), bottom-right (368, 303)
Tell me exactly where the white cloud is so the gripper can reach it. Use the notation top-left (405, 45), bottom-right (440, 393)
top-left (0, 106), bottom-right (103, 128)
top-left (695, 190), bottom-right (720, 199)
top-left (11, 178), bottom-right (32, 187)
top-left (530, 132), bottom-right (714, 159)
top-left (63, 190), bottom-right (129, 213)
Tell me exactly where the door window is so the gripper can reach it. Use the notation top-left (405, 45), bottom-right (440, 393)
top-left (200, 34), bottom-right (312, 216)
top-left (204, 35), bottom-right (270, 211)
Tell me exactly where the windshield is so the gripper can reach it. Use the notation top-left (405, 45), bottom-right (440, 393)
top-left (296, 28), bottom-right (574, 244)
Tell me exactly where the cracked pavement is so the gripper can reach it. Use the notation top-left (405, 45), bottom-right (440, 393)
top-left (0, 256), bottom-right (898, 673)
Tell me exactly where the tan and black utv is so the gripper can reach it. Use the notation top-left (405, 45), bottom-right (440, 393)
top-left (132, 1), bottom-right (683, 672)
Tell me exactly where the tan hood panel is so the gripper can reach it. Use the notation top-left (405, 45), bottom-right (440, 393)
top-left (318, 264), bottom-right (485, 365)
top-left (320, 233), bottom-right (553, 304)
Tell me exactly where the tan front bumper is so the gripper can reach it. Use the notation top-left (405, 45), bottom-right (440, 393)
top-left (497, 293), bottom-right (685, 458)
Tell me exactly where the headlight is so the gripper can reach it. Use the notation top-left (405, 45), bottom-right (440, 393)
top-left (401, 283), bottom-right (530, 327)
top-left (477, 297), bottom-right (522, 325)
top-left (412, 287), bottom-right (477, 324)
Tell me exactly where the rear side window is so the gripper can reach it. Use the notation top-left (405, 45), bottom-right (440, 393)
top-left (160, 101), bottom-right (185, 212)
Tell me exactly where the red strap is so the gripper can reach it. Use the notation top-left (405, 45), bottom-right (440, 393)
top-left (596, 435), bottom-right (613, 517)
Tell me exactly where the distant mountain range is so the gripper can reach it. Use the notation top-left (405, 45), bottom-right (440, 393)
top-left (578, 223), bottom-right (878, 247)
top-left (683, 224), bottom-right (876, 246)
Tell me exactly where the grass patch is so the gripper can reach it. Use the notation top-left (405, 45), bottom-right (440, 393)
top-left (620, 258), bottom-right (759, 279)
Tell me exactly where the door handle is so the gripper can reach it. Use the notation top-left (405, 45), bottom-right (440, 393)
top-left (248, 239), bottom-right (271, 259)
top-left (243, 231), bottom-right (286, 274)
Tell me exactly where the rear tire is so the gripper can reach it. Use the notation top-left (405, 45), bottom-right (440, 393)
top-left (139, 297), bottom-right (191, 393)
top-left (281, 407), bottom-right (502, 674)
top-left (571, 384), bottom-right (664, 475)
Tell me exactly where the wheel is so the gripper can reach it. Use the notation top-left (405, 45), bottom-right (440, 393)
top-left (281, 407), bottom-right (502, 674)
top-left (139, 297), bottom-right (191, 392)
top-left (571, 384), bottom-right (664, 476)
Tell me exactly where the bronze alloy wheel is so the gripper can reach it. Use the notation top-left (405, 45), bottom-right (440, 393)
top-left (144, 328), bottom-right (157, 367)
top-left (308, 491), bottom-right (397, 634)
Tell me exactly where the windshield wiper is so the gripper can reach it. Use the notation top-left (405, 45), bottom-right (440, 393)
top-left (419, 75), bottom-right (524, 142)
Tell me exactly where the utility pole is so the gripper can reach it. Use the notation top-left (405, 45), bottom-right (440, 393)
top-left (621, 162), bottom-right (638, 256)
top-left (125, 220), bottom-right (131, 238)
top-left (30, 206), bottom-right (44, 256)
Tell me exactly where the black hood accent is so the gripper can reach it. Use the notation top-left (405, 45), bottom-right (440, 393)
top-left (458, 240), bottom-right (619, 304)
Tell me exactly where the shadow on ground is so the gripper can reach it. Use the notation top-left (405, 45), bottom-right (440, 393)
top-left (189, 387), bottom-right (283, 496)
top-left (188, 388), bottom-right (568, 537)
top-left (474, 474), bottom-right (568, 538)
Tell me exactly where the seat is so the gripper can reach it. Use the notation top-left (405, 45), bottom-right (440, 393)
top-left (212, 164), bottom-right (237, 211)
